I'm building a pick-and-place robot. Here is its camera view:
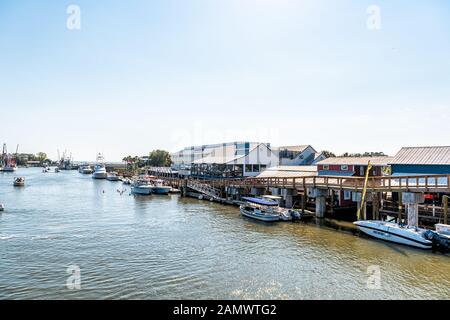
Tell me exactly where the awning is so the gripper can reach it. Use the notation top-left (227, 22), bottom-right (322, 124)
top-left (242, 197), bottom-right (278, 206)
top-left (318, 170), bottom-right (354, 177)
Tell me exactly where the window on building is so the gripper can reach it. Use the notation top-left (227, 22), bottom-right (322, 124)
top-left (341, 165), bottom-right (348, 171)
top-left (344, 191), bottom-right (351, 200)
top-left (323, 165), bottom-right (329, 170)
top-left (252, 164), bottom-right (260, 172)
top-left (245, 164), bottom-right (252, 172)
top-left (260, 164), bottom-right (267, 171)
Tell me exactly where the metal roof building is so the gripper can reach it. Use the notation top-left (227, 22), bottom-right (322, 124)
top-left (390, 146), bottom-right (450, 175)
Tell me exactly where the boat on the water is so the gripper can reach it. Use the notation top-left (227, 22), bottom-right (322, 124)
top-left (1, 143), bottom-right (18, 172)
top-left (106, 172), bottom-right (120, 181)
top-left (79, 166), bottom-right (93, 174)
top-left (13, 177), bottom-right (25, 187)
top-left (151, 179), bottom-right (171, 195)
top-left (0, 203), bottom-right (4, 211)
top-left (353, 220), bottom-right (433, 249)
top-left (92, 153), bottom-right (107, 179)
top-left (240, 197), bottom-right (281, 222)
top-left (131, 181), bottom-right (153, 195)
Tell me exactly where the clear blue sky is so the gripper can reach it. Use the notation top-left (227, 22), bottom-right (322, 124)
top-left (1, 0), bottom-right (449, 161)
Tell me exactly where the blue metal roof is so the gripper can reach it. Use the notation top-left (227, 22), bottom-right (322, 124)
top-left (318, 170), bottom-right (354, 177)
top-left (242, 197), bottom-right (278, 206)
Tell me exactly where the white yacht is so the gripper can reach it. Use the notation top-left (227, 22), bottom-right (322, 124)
top-left (353, 220), bottom-right (433, 249)
top-left (92, 153), bottom-right (107, 179)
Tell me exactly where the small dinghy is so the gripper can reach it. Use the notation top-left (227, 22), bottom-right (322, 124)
top-left (354, 220), bottom-right (433, 249)
top-left (13, 177), bottom-right (25, 187)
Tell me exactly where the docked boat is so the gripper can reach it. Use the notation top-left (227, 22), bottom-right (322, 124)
top-left (151, 179), bottom-right (171, 195)
top-left (240, 197), bottom-right (281, 222)
top-left (79, 166), bottom-right (93, 174)
top-left (13, 177), bottom-right (25, 187)
top-left (353, 220), bottom-right (433, 249)
top-left (92, 153), bottom-right (107, 179)
top-left (106, 172), bottom-right (120, 181)
top-left (260, 195), bottom-right (306, 221)
top-left (131, 181), bottom-right (153, 195)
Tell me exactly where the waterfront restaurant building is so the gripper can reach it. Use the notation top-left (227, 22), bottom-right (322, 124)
top-left (171, 142), bottom-right (279, 178)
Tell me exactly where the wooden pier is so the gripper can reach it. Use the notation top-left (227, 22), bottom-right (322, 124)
top-left (148, 168), bottom-right (450, 227)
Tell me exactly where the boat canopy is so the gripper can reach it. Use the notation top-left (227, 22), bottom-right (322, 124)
top-left (242, 197), bottom-right (278, 206)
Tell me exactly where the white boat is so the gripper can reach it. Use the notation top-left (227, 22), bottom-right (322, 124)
top-left (353, 220), bottom-right (433, 249)
top-left (13, 177), bottom-right (25, 187)
top-left (0, 203), bottom-right (4, 211)
top-left (106, 172), bottom-right (120, 181)
top-left (240, 197), bottom-right (281, 222)
top-left (92, 153), bottom-right (107, 179)
top-left (3, 165), bottom-right (17, 172)
top-left (92, 164), bottom-right (107, 179)
top-left (80, 166), bottom-right (93, 174)
top-left (151, 179), bottom-right (171, 195)
top-left (131, 181), bottom-right (153, 195)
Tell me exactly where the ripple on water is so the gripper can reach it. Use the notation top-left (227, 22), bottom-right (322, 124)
top-left (0, 168), bottom-right (449, 299)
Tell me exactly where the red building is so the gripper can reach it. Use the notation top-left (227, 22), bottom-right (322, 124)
top-left (316, 157), bottom-right (393, 207)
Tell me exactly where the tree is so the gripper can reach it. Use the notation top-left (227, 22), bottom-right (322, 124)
top-left (321, 150), bottom-right (336, 158)
top-left (36, 152), bottom-right (47, 163)
top-left (148, 150), bottom-right (172, 167)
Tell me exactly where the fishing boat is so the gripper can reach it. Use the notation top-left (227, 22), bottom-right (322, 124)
top-left (131, 181), bottom-right (153, 195)
top-left (57, 150), bottom-right (73, 170)
top-left (106, 172), bottom-right (120, 181)
top-left (1, 143), bottom-right (18, 172)
top-left (13, 177), bottom-right (25, 187)
top-left (92, 153), bottom-right (107, 179)
top-left (353, 220), bottom-right (433, 249)
top-left (240, 197), bottom-right (281, 222)
top-left (151, 179), bottom-right (171, 195)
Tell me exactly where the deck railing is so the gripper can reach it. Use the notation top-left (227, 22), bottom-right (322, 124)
top-left (158, 174), bottom-right (450, 193)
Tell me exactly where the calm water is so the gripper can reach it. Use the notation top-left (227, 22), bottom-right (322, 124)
top-left (0, 168), bottom-right (449, 299)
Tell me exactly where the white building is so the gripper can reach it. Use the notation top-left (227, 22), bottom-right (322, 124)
top-left (171, 142), bottom-right (279, 178)
top-left (276, 145), bottom-right (326, 166)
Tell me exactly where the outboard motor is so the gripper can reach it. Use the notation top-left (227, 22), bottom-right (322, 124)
top-left (290, 210), bottom-right (301, 221)
top-left (424, 230), bottom-right (450, 253)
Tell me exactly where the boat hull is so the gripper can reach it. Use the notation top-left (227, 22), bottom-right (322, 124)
top-left (3, 167), bottom-right (17, 172)
top-left (354, 221), bottom-right (432, 249)
top-left (131, 186), bottom-right (152, 195)
top-left (240, 206), bottom-right (280, 222)
top-left (106, 176), bottom-right (120, 181)
top-left (92, 172), bottom-right (107, 179)
top-left (152, 187), bottom-right (171, 195)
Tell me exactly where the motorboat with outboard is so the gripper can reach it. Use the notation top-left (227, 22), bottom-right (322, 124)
top-left (240, 197), bottom-right (281, 222)
top-left (151, 179), bottom-right (171, 195)
top-left (353, 220), bottom-right (433, 249)
top-left (13, 177), bottom-right (25, 187)
top-left (131, 181), bottom-right (153, 195)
